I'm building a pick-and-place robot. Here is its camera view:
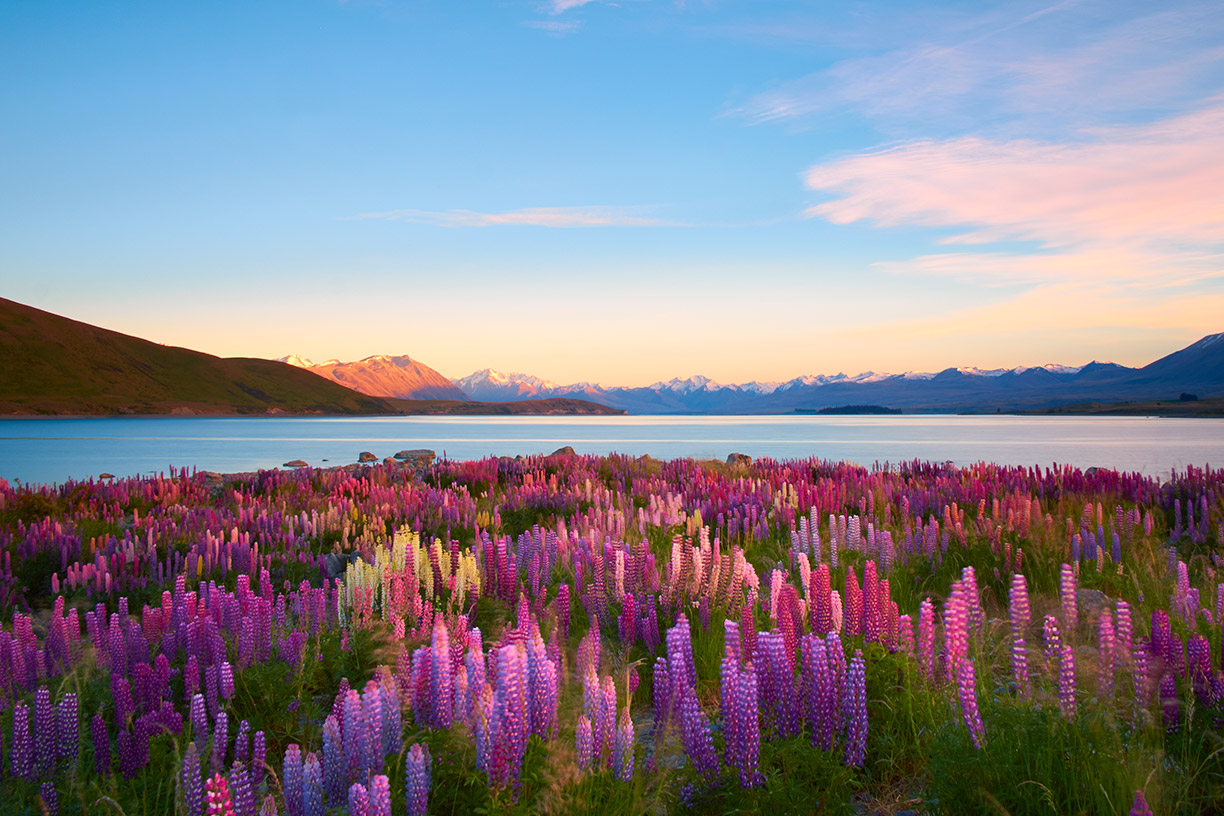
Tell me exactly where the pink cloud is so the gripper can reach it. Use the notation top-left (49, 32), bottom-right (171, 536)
top-left (804, 100), bottom-right (1224, 277)
top-left (351, 206), bottom-right (672, 228)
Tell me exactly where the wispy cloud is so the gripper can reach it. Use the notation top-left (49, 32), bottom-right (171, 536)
top-left (804, 100), bottom-right (1224, 283)
top-left (350, 205), bottom-right (674, 228)
top-left (524, 19), bottom-right (582, 34)
top-left (730, 1), bottom-right (1224, 133)
top-left (548, 0), bottom-right (602, 13)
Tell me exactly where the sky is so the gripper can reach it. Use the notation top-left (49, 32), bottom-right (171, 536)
top-left (2, 0), bottom-right (1223, 386)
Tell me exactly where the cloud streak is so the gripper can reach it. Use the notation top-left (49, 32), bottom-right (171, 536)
top-left (351, 205), bottom-right (674, 228)
top-left (803, 100), bottom-right (1224, 283)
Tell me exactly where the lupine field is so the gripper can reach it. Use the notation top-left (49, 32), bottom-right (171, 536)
top-left (0, 453), bottom-right (1221, 815)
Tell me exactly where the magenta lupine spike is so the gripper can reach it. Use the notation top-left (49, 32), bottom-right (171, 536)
top-left (1059, 563), bottom-right (1077, 635)
top-left (347, 782), bottom-right (370, 816)
top-left (943, 580), bottom-right (969, 684)
top-left (740, 603), bottom-right (756, 665)
top-left (825, 631), bottom-right (847, 734)
top-left (205, 772), bottom-right (236, 816)
top-left (1098, 610), bottom-right (1116, 701)
top-left (918, 598), bottom-right (936, 683)
top-left (897, 614), bottom-right (914, 657)
top-left (91, 713), bottom-right (110, 776)
top-left (283, 744), bottom-right (303, 816)
top-left (601, 675), bottom-right (618, 768)
top-left (35, 686), bottom-right (55, 778)
top-left (1058, 642), bottom-right (1077, 719)
top-left (614, 707), bottom-right (636, 782)
top-left (367, 774), bottom-right (391, 816)
top-left (957, 661), bottom-right (984, 749)
top-left (812, 564), bottom-right (832, 634)
top-left (576, 714), bottom-right (594, 772)
top-left (1009, 573), bottom-right (1030, 697)
top-left (1130, 790), bottom-right (1154, 816)
top-left (405, 743), bottom-right (432, 816)
top-left (961, 566), bottom-right (982, 631)
top-left (12, 700), bottom-right (32, 780)
top-left (182, 743), bottom-right (204, 816)
top-left (843, 649), bottom-right (868, 767)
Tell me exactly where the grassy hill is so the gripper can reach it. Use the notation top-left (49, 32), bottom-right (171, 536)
top-left (0, 297), bottom-right (397, 415)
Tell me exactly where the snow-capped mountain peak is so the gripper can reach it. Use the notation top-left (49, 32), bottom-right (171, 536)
top-left (278, 354), bottom-right (315, 369)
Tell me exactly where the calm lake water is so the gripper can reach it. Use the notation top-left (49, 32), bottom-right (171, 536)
top-left (2, 415), bottom-right (1223, 486)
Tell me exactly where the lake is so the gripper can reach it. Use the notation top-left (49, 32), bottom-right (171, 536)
top-left (2, 414), bottom-right (1223, 486)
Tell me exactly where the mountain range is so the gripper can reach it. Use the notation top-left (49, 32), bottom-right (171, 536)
top-left (279, 354), bottom-right (468, 401)
top-left (448, 335), bottom-right (1224, 414)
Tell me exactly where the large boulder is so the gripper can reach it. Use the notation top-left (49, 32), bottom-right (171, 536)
top-left (726, 452), bottom-right (752, 467)
top-left (549, 446), bottom-right (577, 457)
top-left (323, 551), bottom-right (363, 580)
top-left (357, 451), bottom-right (378, 463)
top-left (283, 459), bottom-right (309, 468)
top-left (394, 449), bottom-right (436, 466)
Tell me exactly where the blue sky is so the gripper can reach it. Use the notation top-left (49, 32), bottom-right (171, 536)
top-left (3, 0), bottom-right (1222, 385)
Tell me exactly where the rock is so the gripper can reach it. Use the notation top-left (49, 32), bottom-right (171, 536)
top-left (383, 457), bottom-right (397, 466)
top-left (1077, 588), bottom-right (1112, 620)
top-left (358, 451), bottom-right (378, 463)
top-left (726, 452), bottom-right (752, 467)
top-left (1086, 466), bottom-right (1099, 476)
top-left (394, 449), bottom-right (436, 467)
top-left (549, 446), bottom-right (577, 457)
top-left (323, 551), bottom-right (363, 580)
top-left (99, 473), bottom-right (115, 479)
top-left (283, 460), bottom-right (309, 468)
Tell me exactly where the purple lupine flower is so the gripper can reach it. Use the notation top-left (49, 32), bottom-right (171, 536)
top-left (367, 774), bottom-right (391, 816)
top-left (259, 796), bottom-right (277, 816)
top-left (347, 782), bottom-right (370, 816)
top-left (1160, 674), bottom-right (1179, 732)
top-left (12, 701), bottom-right (33, 780)
top-left (252, 731), bottom-right (266, 788)
top-left (1116, 601), bottom-right (1132, 668)
top-left (91, 713), bottom-right (110, 776)
top-left (40, 781), bottom-right (57, 816)
top-left (1130, 790), bottom-right (1153, 816)
top-left (1043, 616), bottom-right (1061, 667)
top-left (342, 689), bottom-right (365, 785)
top-left (362, 681), bottom-right (384, 777)
top-left (429, 618), bottom-right (453, 729)
top-left (182, 743), bottom-right (204, 816)
top-left (1009, 573), bottom-right (1030, 697)
top-left (379, 682), bottom-right (401, 757)
top-left (323, 715), bottom-right (345, 806)
top-left (918, 598), bottom-right (936, 683)
top-left (283, 744), bottom-right (303, 816)
top-left (191, 693), bottom-right (209, 754)
top-left (803, 635), bottom-right (835, 751)
top-left (665, 614), bottom-right (697, 693)
top-left (212, 711), bottom-right (229, 774)
top-left (57, 692), bottom-right (78, 764)
top-left (601, 675), bottom-right (617, 768)
top-left (614, 706), bottom-right (636, 782)
top-left (302, 752), bottom-right (324, 816)
top-left (228, 760), bottom-right (254, 816)
top-left (527, 627), bottom-right (557, 739)
top-left (676, 683), bottom-right (717, 776)
top-left (488, 643), bottom-right (528, 791)
top-left (1133, 647), bottom-right (1150, 723)
top-left (843, 649), bottom-right (868, 767)
top-left (576, 715), bottom-right (594, 772)
top-left (405, 743), bottom-right (431, 816)
top-left (220, 661), bottom-right (235, 700)
top-left (1059, 564), bottom-right (1077, 635)
top-left (35, 686), bottom-right (55, 778)
top-left (957, 660), bottom-right (984, 749)
top-left (1058, 643), bottom-right (1077, 719)
top-left (234, 720), bottom-right (250, 766)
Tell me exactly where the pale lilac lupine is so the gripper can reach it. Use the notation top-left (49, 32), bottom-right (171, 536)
top-left (1043, 616), bottom-right (1061, 667)
top-left (576, 715), bottom-right (594, 772)
top-left (35, 687), bottom-right (55, 778)
top-left (342, 690), bottom-right (364, 785)
top-left (843, 649), bottom-right (868, 767)
top-left (1009, 573), bottom-right (1030, 697)
top-left (614, 706), bottom-right (636, 782)
top-left (897, 614), bottom-right (914, 657)
top-left (957, 661), bottom-right (984, 749)
top-left (600, 675), bottom-right (617, 768)
top-left (1060, 564), bottom-right (1077, 635)
top-left (1058, 643), bottom-right (1077, 719)
top-left (918, 598), bottom-right (936, 683)
top-left (212, 711), bottom-right (229, 774)
top-left (1133, 647), bottom-right (1150, 724)
top-left (191, 693), bottom-right (208, 755)
top-left (1116, 601), bottom-right (1132, 668)
top-left (405, 743), bottom-right (431, 816)
top-left (57, 692), bottom-right (78, 764)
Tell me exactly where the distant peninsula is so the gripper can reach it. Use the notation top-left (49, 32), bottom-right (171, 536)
top-left (796, 405), bottom-right (902, 415)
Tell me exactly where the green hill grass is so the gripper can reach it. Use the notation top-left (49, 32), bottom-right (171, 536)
top-left (0, 297), bottom-right (396, 415)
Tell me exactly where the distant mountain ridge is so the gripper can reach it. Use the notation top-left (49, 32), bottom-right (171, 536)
top-left (280, 354), bottom-right (469, 401)
top-left (452, 335), bottom-right (1224, 414)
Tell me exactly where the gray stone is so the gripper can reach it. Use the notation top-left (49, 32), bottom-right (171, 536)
top-left (323, 551), bottom-right (363, 580)
top-left (283, 460), bottom-right (309, 468)
top-left (99, 473), bottom-right (115, 479)
top-left (549, 446), bottom-right (577, 457)
top-left (1077, 588), bottom-right (1113, 620)
top-left (394, 449), bottom-right (436, 466)
top-left (383, 457), bottom-right (397, 466)
top-left (726, 452), bottom-right (752, 467)
top-left (358, 451), bottom-right (378, 463)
